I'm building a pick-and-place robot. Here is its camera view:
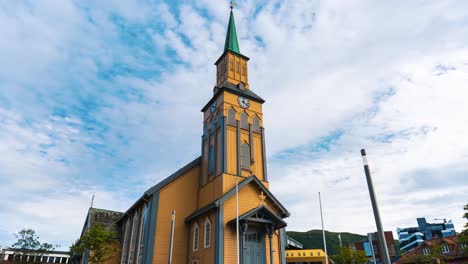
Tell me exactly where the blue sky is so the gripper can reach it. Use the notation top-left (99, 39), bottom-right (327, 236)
top-left (1, 0), bottom-right (468, 250)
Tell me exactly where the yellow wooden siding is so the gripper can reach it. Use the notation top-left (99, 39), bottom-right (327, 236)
top-left (188, 212), bottom-right (215, 264)
top-left (285, 249), bottom-right (327, 264)
top-left (265, 232), bottom-right (281, 264)
top-left (198, 175), bottom-right (223, 208)
top-left (222, 183), bottom-right (283, 264)
top-left (222, 92), bottom-right (262, 116)
top-left (153, 165), bottom-right (200, 264)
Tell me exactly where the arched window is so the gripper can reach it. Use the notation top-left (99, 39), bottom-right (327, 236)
top-left (129, 211), bottom-right (140, 264)
top-left (252, 116), bottom-right (260, 132)
top-left (210, 118), bottom-right (215, 133)
top-left (204, 217), bottom-right (211, 248)
top-left (208, 142), bottom-right (215, 175)
top-left (240, 112), bottom-right (248, 130)
top-left (228, 108), bottom-right (236, 126)
top-left (193, 224), bottom-right (199, 251)
top-left (240, 143), bottom-right (250, 170)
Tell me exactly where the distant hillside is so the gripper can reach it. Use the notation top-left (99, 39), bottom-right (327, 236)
top-left (286, 230), bottom-right (366, 256)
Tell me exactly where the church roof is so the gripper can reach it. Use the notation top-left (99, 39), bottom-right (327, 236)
top-left (224, 10), bottom-right (240, 54)
top-left (227, 205), bottom-right (288, 229)
top-left (201, 82), bottom-right (265, 112)
top-left (185, 175), bottom-right (290, 223)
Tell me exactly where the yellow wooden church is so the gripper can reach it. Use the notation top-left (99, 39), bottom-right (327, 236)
top-left (76, 9), bottom-right (291, 264)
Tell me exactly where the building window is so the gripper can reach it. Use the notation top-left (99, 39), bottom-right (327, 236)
top-left (442, 245), bottom-right (450, 253)
top-left (208, 143), bottom-right (215, 175)
top-left (122, 218), bottom-right (132, 264)
top-left (252, 116), bottom-right (260, 132)
top-left (192, 260), bottom-right (198, 264)
top-left (129, 211), bottom-right (140, 264)
top-left (240, 143), bottom-right (250, 170)
top-left (230, 60), bottom-right (234, 71)
top-left (193, 224), bottom-right (199, 251)
top-left (240, 112), bottom-right (248, 130)
top-left (422, 248), bottom-right (430, 255)
top-left (310, 252), bottom-right (314, 256)
top-left (204, 217), bottom-right (211, 248)
top-left (461, 243), bottom-right (467, 248)
top-left (242, 65), bottom-right (246, 75)
top-left (228, 108), bottom-right (236, 126)
top-left (137, 205), bottom-right (148, 264)
top-left (236, 62), bottom-right (240, 73)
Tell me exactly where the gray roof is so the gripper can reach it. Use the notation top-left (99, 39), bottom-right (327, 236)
top-left (201, 83), bottom-right (265, 112)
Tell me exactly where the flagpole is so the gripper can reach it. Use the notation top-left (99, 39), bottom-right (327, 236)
top-left (236, 178), bottom-right (240, 264)
top-left (168, 210), bottom-right (175, 264)
top-left (338, 233), bottom-right (342, 248)
top-left (319, 192), bottom-right (329, 264)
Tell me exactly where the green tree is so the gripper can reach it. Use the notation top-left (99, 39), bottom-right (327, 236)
top-left (331, 246), bottom-right (368, 264)
top-left (458, 203), bottom-right (468, 255)
top-left (11, 229), bottom-right (56, 264)
top-left (70, 224), bottom-right (119, 264)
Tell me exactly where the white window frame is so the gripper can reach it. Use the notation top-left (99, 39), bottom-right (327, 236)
top-left (422, 248), bottom-right (430, 255)
top-left (193, 223), bottom-right (199, 252)
top-left (204, 217), bottom-right (212, 248)
top-left (442, 245), bottom-right (450, 254)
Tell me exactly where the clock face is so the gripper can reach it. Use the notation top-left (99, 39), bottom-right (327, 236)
top-left (238, 96), bottom-right (250, 109)
top-left (210, 101), bottom-right (217, 113)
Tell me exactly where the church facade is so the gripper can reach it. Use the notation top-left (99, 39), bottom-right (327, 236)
top-left (77, 10), bottom-right (290, 264)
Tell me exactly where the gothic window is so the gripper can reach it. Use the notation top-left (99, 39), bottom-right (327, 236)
top-left (252, 116), bottom-right (260, 132)
top-left (423, 248), bottom-right (430, 255)
top-left (228, 108), bottom-right (236, 126)
top-left (208, 142), bottom-right (215, 175)
top-left (217, 112), bottom-right (223, 127)
top-left (137, 205), bottom-right (148, 264)
top-left (121, 218), bottom-right (132, 264)
top-left (193, 224), bottom-right (199, 251)
top-left (240, 112), bottom-right (248, 130)
top-left (204, 217), bottom-right (211, 248)
top-left (210, 118), bottom-right (215, 133)
top-left (129, 211), bottom-right (140, 264)
top-left (240, 143), bottom-right (250, 170)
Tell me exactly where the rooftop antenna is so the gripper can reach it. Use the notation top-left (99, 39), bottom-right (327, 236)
top-left (230, 1), bottom-right (238, 10)
top-left (90, 194), bottom-right (95, 208)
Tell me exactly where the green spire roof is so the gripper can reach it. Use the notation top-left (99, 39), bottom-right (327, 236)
top-left (224, 10), bottom-right (240, 53)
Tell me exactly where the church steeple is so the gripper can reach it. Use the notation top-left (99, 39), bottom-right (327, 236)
top-left (215, 9), bottom-right (249, 88)
top-left (224, 11), bottom-right (240, 53)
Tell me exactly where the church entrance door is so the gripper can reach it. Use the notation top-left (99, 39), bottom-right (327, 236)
top-left (242, 228), bottom-right (266, 264)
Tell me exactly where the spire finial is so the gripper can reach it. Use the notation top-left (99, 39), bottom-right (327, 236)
top-left (230, 1), bottom-right (238, 10)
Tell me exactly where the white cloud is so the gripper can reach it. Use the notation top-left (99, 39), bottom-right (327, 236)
top-left (1, 0), bottom-right (468, 249)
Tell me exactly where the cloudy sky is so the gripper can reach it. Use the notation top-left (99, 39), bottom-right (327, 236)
top-left (1, 0), bottom-right (468, 250)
